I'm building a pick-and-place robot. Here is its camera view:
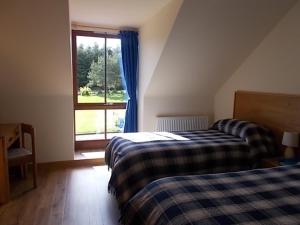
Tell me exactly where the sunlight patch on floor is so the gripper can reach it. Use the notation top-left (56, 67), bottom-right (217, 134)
top-left (81, 151), bottom-right (105, 158)
top-left (74, 150), bottom-right (105, 160)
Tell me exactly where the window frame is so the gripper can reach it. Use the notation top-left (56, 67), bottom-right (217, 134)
top-left (72, 30), bottom-right (126, 149)
top-left (72, 30), bottom-right (127, 110)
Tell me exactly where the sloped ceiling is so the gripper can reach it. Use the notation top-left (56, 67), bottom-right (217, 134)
top-left (69, 0), bottom-right (173, 28)
top-left (145, 0), bottom-right (297, 97)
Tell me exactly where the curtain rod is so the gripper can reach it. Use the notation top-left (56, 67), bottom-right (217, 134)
top-left (72, 23), bottom-right (120, 32)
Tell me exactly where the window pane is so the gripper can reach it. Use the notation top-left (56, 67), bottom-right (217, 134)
top-left (107, 109), bottom-right (126, 139)
top-left (76, 36), bottom-right (105, 103)
top-left (106, 38), bottom-right (127, 103)
top-left (75, 110), bottom-right (105, 141)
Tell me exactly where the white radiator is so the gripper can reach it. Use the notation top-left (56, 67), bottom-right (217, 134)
top-left (156, 116), bottom-right (208, 132)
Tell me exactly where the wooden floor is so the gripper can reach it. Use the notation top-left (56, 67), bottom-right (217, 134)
top-left (0, 165), bottom-right (120, 225)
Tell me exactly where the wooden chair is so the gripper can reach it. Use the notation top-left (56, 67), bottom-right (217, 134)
top-left (7, 124), bottom-right (37, 188)
top-left (0, 136), bottom-right (10, 204)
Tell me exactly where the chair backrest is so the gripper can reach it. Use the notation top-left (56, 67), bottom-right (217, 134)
top-left (21, 124), bottom-right (36, 156)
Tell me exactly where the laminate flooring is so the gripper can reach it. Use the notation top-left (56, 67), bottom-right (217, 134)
top-left (0, 165), bottom-right (120, 225)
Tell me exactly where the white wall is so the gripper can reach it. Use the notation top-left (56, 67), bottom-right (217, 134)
top-left (138, 0), bottom-right (183, 131)
top-left (140, 0), bottom-right (295, 131)
top-left (0, 0), bottom-right (74, 162)
top-left (215, 1), bottom-right (300, 121)
top-left (144, 95), bottom-right (214, 131)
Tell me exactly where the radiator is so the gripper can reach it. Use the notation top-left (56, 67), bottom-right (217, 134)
top-left (156, 116), bottom-right (208, 132)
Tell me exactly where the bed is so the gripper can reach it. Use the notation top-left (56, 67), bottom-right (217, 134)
top-left (122, 164), bottom-right (300, 225)
top-left (105, 90), bottom-right (300, 208)
top-left (106, 119), bottom-right (277, 207)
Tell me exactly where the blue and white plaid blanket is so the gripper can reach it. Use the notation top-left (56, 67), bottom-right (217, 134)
top-left (105, 119), bottom-right (277, 207)
top-left (123, 164), bottom-right (300, 225)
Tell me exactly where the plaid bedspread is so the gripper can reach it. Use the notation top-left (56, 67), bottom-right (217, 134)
top-left (123, 164), bottom-right (300, 225)
top-left (105, 119), bottom-right (276, 207)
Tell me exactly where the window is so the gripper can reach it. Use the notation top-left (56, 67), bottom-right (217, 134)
top-left (72, 30), bottom-right (127, 149)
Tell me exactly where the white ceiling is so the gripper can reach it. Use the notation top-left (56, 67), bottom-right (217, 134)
top-left (69, 0), bottom-right (173, 28)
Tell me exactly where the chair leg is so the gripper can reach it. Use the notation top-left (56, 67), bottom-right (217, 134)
top-left (23, 164), bottom-right (28, 178)
top-left (20, 164), bottom-right (25, 178)
top-left (32, 163), bottom-right (37, 188)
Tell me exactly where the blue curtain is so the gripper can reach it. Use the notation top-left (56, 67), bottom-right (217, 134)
top-left (120, 31), bottom-right (138, 132)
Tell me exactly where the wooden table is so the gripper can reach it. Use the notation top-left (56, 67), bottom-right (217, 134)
top-left (0, 124), bottom-right (22, 205)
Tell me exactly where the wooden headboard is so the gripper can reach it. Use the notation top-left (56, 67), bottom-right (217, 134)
top-left (234, 90), bottom-right (300, 151)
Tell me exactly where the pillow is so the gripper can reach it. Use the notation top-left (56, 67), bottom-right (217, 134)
top-left (211, 119), bottom-right (277, 158)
